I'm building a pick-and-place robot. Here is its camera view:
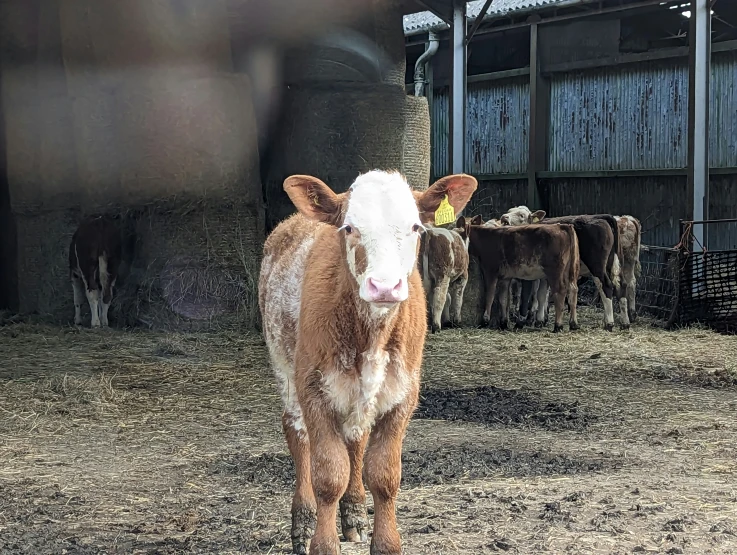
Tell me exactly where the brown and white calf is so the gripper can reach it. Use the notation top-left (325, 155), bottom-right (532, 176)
top-left (456, 217), bottom-right (580, 332)
top-left (69, 215), bottom-right (122, 328)
top-left (501, 206), bottom-right (623, 330)
top-left (614, 215), bottom-right (642, 323)
top-left (419, 225), bottom-right (469, 333)
top-left (259, 171), bottom-right (476, 555)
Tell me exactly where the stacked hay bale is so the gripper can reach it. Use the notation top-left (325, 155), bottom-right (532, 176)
top-left (1, 0), bottom-right (263, 328)
top-left (262, 0), bottom-right (430, 231)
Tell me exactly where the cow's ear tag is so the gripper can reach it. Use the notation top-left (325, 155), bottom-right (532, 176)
top-left (532, 216), bottom-right (540, 223)
top-left (434, 195), bottom-right (455, 226)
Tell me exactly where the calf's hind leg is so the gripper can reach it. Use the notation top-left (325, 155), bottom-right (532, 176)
top-left (449, 275), bottom-right (467, 327)
top-left (533, 280), bottom-right (549, 327)
top-left (568, 280), bottom-right (579, 330)
top-left (431, 276), bottom-right (451, 333)
top-left (551, 284), bottom-right (567, 333)
top-left (72, 274), bottom-right (86, 326)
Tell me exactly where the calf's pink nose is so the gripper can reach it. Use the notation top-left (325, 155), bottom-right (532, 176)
top-left (366, 277), bottom-right (403, 303)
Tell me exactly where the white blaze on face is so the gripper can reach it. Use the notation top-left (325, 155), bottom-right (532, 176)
top-left (501, 206), bottom-right (532, 226)
top-left (342, 171), bottom-right (423, 308)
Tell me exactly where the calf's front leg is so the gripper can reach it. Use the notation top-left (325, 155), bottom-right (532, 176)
top-left (283, 413), bottom-right (316, 554)
top-left (364, 393), bottom-right (417, 555)
top-left (301, 399), bottom-right (349, 555)
top-left (340, 434), bottom-right (369, 543)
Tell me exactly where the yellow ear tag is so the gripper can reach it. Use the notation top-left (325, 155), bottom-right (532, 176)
top-left (434, 195), bottom-right (455, 226)
top-left (532, 216), bottom-right (540, 223)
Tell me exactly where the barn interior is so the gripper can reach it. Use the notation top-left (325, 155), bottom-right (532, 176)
top-left (0, 1), bottom-right (736, 554)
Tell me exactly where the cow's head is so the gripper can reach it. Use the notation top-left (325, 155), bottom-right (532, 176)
top-left (453, 214), bottom-right (483, 241)
top-left (500, 206), bottom-right (546, 226)
top-left (284, 171), bottom-right (477, 309)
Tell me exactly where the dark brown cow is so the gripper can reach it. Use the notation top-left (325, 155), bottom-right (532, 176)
top-left (456, 217), bottom-right (580, 332)
top-left (419, 225), bottom-right (469, 333)
top-left (501, 206), bottom-right (622, 331)
top-left (69, 215), bottom-right (123, 328)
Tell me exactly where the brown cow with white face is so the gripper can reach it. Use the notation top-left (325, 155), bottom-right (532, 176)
top-left (69, 215), bottom-right (123, 328)
top-left (259, 170), bottom-right (476, 555)
top-left (456, 217), bottom-right (580, 332)
top-left (419, 224), bottom-right (469, 333)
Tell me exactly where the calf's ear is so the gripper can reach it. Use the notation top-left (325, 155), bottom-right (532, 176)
top-left (284, 175), bottom-right (345, 226)
top-left (456, 216), bottom-right (467, 228)
top-left (530, 210), bottom-right (546, 223)
top-left (470, 215), bottom-right (483, 225)
top-left (414, 174), bottom-right (478, 224)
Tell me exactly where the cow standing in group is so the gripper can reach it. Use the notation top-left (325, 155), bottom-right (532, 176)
top-left (69, 215), bottom-right (123, 328)
top-left (456, 216), bottom-right (580, 332)
top-left (501, 206), bottom-right (623, 330)
top-left (259, 171), bottom-right (477, 555)
top-left (614, 215), bottom-right (642, 323)
top-left (419, 224), bottom-right (469, 333)
top-left (460, 215), bottom-right (543, 327)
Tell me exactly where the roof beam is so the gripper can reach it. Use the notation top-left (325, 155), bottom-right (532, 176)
top-left (465, 0), bottom-right (494, 45)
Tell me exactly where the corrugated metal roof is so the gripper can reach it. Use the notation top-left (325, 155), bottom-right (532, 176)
top-left (403, 0), bottom-right (589, 35)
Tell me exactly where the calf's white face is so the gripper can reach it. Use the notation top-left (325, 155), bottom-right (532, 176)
top-left (500, 205), bottom-right (546, 226)
top-left (341, 172), bottom-right (423, 305)
top-left (283, 170), bottom-right (478, 312)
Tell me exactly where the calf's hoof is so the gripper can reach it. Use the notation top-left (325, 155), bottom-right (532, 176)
top-left (370, 535), bottom-right (401, 555)
top-left (620, 323), bottom-right (631, 331)
top-left (340, 500), bottom-right (369, 543)
top-left (604, 323), bottom-right (614, 332)
top-left (514, 320), bottom-right (525, 330)
top-left (569, 322), bottom-right (579, 331)
top-left (553, 324), bottom-right (563, 333)
top-left (431, 323), bottom-right (440, 334)
top-left (533, 320), bottom-right (544, 329)
top-left (291, 506), bottom-right (316, 555)
top-left (309, 538), bottom-right (341, 555)
top-left (629, 312), bottom-right (638, 323)
top-left (498, 321), bottom-right (509, 331)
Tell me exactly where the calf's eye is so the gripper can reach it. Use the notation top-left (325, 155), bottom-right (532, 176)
top-left (412, 223), bottom-right (424, 233)
top-left (339, 224), bottom-right (353, 235)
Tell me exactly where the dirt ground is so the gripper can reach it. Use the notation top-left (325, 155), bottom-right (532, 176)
top-left (1, 307), bottom-right (736, 554)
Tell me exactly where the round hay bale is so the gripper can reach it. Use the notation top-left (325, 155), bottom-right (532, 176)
top-left (274, 0), bottom-right (405, 86)
top-left (117, 200), bottom-right (263, 330)
top-left (59, 0), bottom-right (233, 96)
top-left (403, 95), bottom-right (431, 190)
top-left (264, 84), bottom-right (429, 229)
top-left (69, 73), bottom-right (260, 209)
top-left (13, 209), bottom-right (81, 320)
top-left (372, 0), bottom-right (407, 87)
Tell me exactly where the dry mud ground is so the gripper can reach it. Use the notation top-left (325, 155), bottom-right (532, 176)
top-left (1, 308), bottom-right (736, 554)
